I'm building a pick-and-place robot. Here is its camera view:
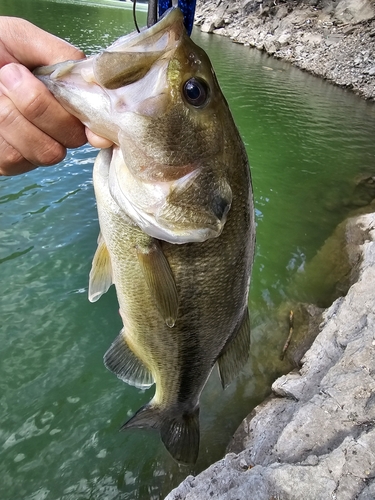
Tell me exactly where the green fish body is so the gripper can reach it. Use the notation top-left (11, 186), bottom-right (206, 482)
top-left (35, 7), bottom-right (255, 464)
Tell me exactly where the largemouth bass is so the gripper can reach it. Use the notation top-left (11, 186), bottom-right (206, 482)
top-left (35, 7), bottom-right (255, 464)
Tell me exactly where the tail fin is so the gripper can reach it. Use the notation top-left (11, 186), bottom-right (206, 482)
top-left (121, 404), bottom-right (200, 464)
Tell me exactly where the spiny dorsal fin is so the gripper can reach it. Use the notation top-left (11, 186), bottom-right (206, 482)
top-left (218, 307), bottom-right (251, 389)
top-left (88, 233), bottom-right (112, 303)
top-left (122, 404), bottom-right (200, 464)
top-left (104, 330), bottom-right (154, 389)
top-left (136, 239), bottom-right (178, 327)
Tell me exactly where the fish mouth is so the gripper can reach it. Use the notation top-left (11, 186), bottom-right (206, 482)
top-left (36, 7), bottom-right (183, 86)
top-left (34, 7), bottom-right (187, 142)
top-left (34, 7), bottom-right (185, 90)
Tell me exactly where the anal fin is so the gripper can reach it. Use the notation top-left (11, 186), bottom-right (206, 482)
top-left (88, 232), bottom-right (112, 303)
top-left (122, 404), bottom-right (200, 465)
top-left (218, 307), bottom-right (251, 389)
top-left (137, 239), bottom-right (178, 328)
top-left (104, 330), bottom-right (154, 389)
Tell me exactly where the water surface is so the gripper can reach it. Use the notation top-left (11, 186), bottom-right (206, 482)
top-left (1, 1), bottom-right (375, 498)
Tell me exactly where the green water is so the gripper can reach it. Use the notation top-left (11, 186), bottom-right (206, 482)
top-left (1, 0), bottom-right (375, 498)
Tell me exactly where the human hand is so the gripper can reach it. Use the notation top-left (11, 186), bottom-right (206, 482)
top-left (0, 17), bottom-right (112, 176)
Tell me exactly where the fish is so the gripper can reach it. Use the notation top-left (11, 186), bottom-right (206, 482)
top-left (34, 7), bottom-right (255, 464)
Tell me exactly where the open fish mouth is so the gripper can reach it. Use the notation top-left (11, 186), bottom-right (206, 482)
top-left (34, 7), bottom-right (186, 100)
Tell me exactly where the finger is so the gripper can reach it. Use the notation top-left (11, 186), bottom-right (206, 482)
top-left (0, 63), bottom-right (87, 149)
top-left (1, 17), bottom-right (85, 68)
top-left (0, 91), bottom-right (67, 167)
top-left (0, 135), bottom-right (38, 176)
top-left (85, 128), bottom-right (114, 149)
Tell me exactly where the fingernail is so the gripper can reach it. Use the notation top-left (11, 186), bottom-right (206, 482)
top-left (0, 64), bottom-right (23, 91)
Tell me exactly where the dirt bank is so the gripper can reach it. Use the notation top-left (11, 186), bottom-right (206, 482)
top-left (195, 0), bottom-right (375, 100)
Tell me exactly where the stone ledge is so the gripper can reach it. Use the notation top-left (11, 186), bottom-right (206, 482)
top-left (166, 213), bottom-right (375, 500)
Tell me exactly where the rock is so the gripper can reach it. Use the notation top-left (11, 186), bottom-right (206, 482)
top-left (166, 213), bottom-right (375, 500)
top-left (201, 21), bottom-right (216, 33)
top-left (264, 36), bottom-right (277, 54)
top-left (342, 25), bottom-right (356, 35)
top-left (334, 0), bottom-right (375, 24)
top-left (275, 4), bottom-right (288, 20)
top-left (214, 28), bottom-right (227, 36)
top-left (195, 0), bottom-right (375, 101)
top-left (302, 33), bottom-right (323, 45)
top-left (324, 34), bottom-right (344, 46)
top-left (277, 303), bottom-right (324, 367)
top-left (242, 0), bottom-right (257, 16)
top-left (200, 0), bottom-right (231, 33)
top-left (358, 481), bottom-right (375, 500)
top-left (277, 32), bottom-right (291, 46)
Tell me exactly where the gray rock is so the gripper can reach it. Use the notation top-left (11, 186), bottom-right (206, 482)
top-left (213, 28), bottom-right (227, 36)
top-left (166, 213), bottom-right (375, 500)
top-left (264, 36), bottom-right (277, 54)
top-left (334, 0), bottom-right (375, 24)
top-left (195, 0), bottom-right (375, 101)
top-left (277, 32), bottom-right (291, 46)
top-left (201, 21), bottom-right (216, 33)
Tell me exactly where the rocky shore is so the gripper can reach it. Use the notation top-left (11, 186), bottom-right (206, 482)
top-left (166, 210), bottom-right (375, 499)
top-left (194, 0), bottom-right (375, 100)
top-left (165, 2), bottom-right (375, 499)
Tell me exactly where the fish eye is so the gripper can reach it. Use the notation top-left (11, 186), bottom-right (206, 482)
top-left (183, 78), bottom-right (210, 108)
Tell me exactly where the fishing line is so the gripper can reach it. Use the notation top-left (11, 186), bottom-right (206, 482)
top-left (133, 0), bottom-right (140, 33)
top-left (133, 0), bottom-right (158, 32)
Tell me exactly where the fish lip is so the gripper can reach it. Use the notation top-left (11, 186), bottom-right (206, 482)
top-left (106, 7), bottom-right (185, 53)
top-left (34, 7), bottom-right (185, 84)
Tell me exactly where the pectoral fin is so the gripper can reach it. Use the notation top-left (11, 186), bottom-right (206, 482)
top-left (136, 240), bottom-right (178, 327)
top-left (88, 233), bottom-right (113, 302)
top-left (104, 329), bottom-right (154, 389)
top-left (218, 307), bottom-right (251, 389)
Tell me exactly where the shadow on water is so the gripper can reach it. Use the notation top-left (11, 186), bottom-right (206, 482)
top-left (1, 0), bottom-right (375, 498)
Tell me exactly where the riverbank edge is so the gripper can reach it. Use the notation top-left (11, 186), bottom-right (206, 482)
top-left (193, 0), bottom-right (375, 101)
top-left (166, 212), bottom-right (375, 499)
